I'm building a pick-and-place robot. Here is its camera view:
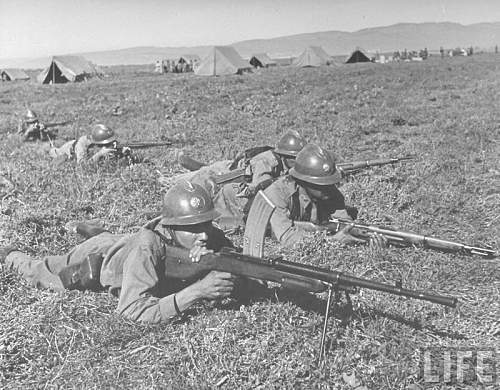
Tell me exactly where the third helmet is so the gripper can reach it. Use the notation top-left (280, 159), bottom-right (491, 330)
top-left (90, 124), bottom-right (116, 145)
top-left (160, 181), bottom-right (220, 225)
top-left (274, 130), bottom-right (306, 157)
top-left (25, 109), bottom-right (38, 123)
top-left (289, 144), bottom-right (342, 185)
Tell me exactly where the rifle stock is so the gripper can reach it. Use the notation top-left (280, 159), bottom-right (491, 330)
top-left (214, 168), bottom-right (247, 185)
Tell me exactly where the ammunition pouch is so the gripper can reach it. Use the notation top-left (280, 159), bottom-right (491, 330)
top-left (58, 253), bottom-right (104, 291)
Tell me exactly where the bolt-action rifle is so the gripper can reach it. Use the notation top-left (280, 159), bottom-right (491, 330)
top-left (161, 235), bottom-right (457, 363)
top-left (336, 155), bottom-right (415, 175)
top-left (103, 140), bottom-right (172, 165)
top-left (244, 191), bottom-right (455, 362)
top-left (214, 155), bottom-right (415, 186)
top-left (42, 120), bottom-right (72, 129)
top-left (295, 218), bottom-right (497, 259)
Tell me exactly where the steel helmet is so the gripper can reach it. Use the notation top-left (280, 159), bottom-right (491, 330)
top-left (289, 143), bottom-right (342, 185)
top-left (274, 130), bottom-right (306, 157)
top-left (90, 124), bottom-right (116, 145)
top-left (25, 109), bottom-right (38, 123)
top-left (160, 181), bottom-right (220, 226)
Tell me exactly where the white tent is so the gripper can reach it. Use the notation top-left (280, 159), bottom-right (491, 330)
top-left (195, 46), bottom-right (252, 76)
top-left (37, 55), bottom-right (101, 84)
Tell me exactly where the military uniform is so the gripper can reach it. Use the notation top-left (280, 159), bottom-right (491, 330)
top-left (5, 219), bottom-right (232, 323)
top-left (17, 121), bottom-right (48, 141)
top-left (263, 176), bottom-right (352, 246)
top-left (49, 135), bottom-right (93, 163)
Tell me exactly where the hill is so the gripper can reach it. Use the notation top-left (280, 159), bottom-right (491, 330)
top-left (1, 21), bottom-right (499, 68)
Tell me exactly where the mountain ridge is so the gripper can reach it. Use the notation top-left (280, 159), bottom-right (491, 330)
top-left (1, 21), bottom-right (499, 69)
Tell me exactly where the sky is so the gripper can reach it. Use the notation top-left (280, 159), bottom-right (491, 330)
top-left (1, 0), bottom-right (499, 59)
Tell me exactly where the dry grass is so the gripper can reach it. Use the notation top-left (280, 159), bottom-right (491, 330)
top-left (0, 55), bottom-right (499, 389)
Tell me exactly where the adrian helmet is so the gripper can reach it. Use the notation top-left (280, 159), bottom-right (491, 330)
top-left (160, 181), bottom-right (220, 225)
top-left (90, 124), bottom-right (116, 145)
top-left (289, 143), bottom-right (342, 185)
top-left (25, 109), bottom-right (38, 123)
top-left (274, 130), bottom-right (306, 157)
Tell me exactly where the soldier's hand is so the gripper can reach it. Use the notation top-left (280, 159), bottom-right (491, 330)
top-left (189, 244), bottom-right (213, 263)
top-left (195, 271), bottom-right (235, 300)
top-left (331, 223), bottom-right (365, 245)
top-left (369, 232), bottom-right (388, 250)
top-left (91, 147), bottom-right (115, 162)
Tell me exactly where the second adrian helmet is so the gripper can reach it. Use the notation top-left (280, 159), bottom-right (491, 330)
top-left (90, 124), bottom-right (116, 145)
top-left (289, 144), bottom-right (342, 185)
top-left (25, 109), bottom-right (38, 123)
top-left (161, 181), bottom-right (220, 225)
top-left (274, 130), bottom-right (306, 157)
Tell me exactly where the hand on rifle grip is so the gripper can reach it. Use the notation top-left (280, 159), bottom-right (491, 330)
top-left (331, 223), bottom-right (365, 245)
top-left (369, 232), bottom-right (388, 250)
top-left (194, 271), bottom-right (235, 300)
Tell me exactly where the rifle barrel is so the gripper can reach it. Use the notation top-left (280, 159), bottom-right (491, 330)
top-left (274, 259), bottom-right (457, 307)
top-left (124, 141), bottom-right (172, 149)
top-left (330, 219), bottom-right (497, 258)
top-left (337, 156), bottom-right (414, 173)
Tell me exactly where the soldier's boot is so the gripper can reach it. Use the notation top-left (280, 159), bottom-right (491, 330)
top-left (0, 246), bottom-right (19, 265)
top-left (177, 151), bottom-right (206, 171)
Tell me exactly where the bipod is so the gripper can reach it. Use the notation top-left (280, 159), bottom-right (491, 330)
top-left (317, 285), bottom-right (353, 365)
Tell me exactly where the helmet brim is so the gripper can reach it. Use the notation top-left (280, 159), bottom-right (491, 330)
top-left (92, 137), bottom-right (117, 145)
top-left (289, 168), bottom-right (342, 185)
top-left (160, 209), bottom-right (221, 226)
top-left (274, 148), bottom-right (298, 157)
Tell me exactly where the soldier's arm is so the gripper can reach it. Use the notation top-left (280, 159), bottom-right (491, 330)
top-left (89, 147), bottom-right (115, 162)
top-left (74, 136), bottom-right (93, 163)
top-left (249, 157), bottom-right (275, 188)
top-left (117, 232), bottom-right (188, 323)
top-left (265, 188), bottom-right (307, 246)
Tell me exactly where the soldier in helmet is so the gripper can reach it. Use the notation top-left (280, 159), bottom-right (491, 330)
top-left (49, 123), bottom-right (138, 164)
top-left (262, 143), bottom-right (386, 247)
top-left (0, 182), bottom-right (239, 323)
top-left (159, 131), bottom-right (307, 229)
top-left (17, 110), bottom-right (48, 141)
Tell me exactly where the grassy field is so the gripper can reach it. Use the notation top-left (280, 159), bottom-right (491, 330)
top-left (0, 55), bottom-right (499, 389)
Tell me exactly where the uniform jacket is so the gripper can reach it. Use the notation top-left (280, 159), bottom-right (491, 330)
top-left (99, 221), bottom-right (232, 323)
top-left (263, 176), bottom-right (352, 246)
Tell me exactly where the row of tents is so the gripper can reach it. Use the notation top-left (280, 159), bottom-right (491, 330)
top-left (1, 46), bottom-right (372, 84)
top-left (187, 46), bottom-right (371, 76)
top-left (1, 56), bottom-right (102, 84)
top-left (196, 46), bottom-right (371, 75)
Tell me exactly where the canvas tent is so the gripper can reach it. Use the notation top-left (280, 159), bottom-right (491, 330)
top-left (293, 46), bottom-right (333, 67)
top-left (195, 46), bottom-right (251, 76)
top-left (273, 57), bottom-right (294, 66)
top-left (1, 69), bottom-right (30, 81)
top-left (37, 55), bottom-right (101, 84)
top-left (345, 49), bottom-right (371, 64)
top-left (249, 53), bottom-right (277, 68)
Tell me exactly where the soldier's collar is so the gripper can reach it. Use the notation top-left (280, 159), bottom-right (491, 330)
top-left (296, 182), bottom-right (313, 207)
